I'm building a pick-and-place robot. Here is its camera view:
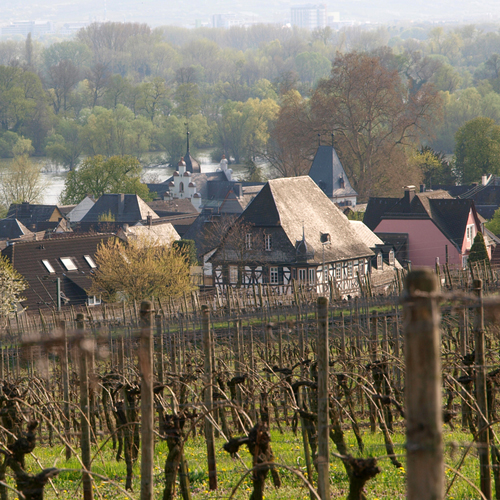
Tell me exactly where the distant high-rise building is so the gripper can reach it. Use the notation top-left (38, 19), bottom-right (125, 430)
top-left (1, 21), bottom-right (53, 38)
top-left (290, 4), bottom-right (327, 30)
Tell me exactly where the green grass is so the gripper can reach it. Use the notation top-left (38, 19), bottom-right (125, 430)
top-left (14, 423), bottom-right (486, 499)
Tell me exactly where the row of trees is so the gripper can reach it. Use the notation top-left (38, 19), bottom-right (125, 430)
top-left (6, 21), bottom-right (500, 203)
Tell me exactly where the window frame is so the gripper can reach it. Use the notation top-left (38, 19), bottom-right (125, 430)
top-left (83, 254), bottom-right (97, 269)
top-left (60, 257), bottom-right (77, 271)
top-left (264, 233), bottom-right (272, 251)
top-left (42, 259), bottom-right (55, 273)
top-left (270, 266), bottom-right (278, 284)
top-left (245, 233), bottom-right (252, 250)
top-left (229, 265), bottom-right (238, 284)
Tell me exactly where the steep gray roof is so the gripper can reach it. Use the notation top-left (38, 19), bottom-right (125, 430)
top-left (0, 219), bottom-right (33, 240)
top-left (81, 194), bottom-right (159, 223)
top-left (308, 145), bottom-right (357, 199)
top-left (241, 176), bottom-right (373, 263)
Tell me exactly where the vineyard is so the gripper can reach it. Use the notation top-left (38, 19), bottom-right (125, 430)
top-left (0, 269), bottom-right (499, 499)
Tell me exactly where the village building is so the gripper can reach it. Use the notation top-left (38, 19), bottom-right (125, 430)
top-left (1, 234), bottom-right (113, 310)
top-left (308, 140), bottom-right (358, 207)
top-left (365, 186), bottom-right (490, 268)
top-left (76, 193), bottom-right (159, 232)
top-left (209, 176), bottom-right (373, 296)
top-left (147, 138), bottom-right (265, 214)
top-left (6, 202), bottom-right (68, 232)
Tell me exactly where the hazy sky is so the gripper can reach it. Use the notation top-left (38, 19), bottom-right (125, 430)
top-left (2, 0), bottom-right (500, 27)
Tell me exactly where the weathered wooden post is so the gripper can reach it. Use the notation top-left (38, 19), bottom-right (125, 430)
top-left (403, 269), bottom-right (443, 500)
top-left (474, 279), bottom-right (492, 500)
top-left (317, 297), bottom-right (330, 500)
top-left (59, 320), bottom-right (71, 461)
top-left (77, 313), bottom-right (93, 500)
top-left (202, 305), bottom-right (217, 490)
top-left (140, 301), bottom-right (154, 500)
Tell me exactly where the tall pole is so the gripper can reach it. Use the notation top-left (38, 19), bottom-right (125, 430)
top-left (77, 313), bottom-right (93, 500)
top-left (474, 279), bottom-right (491, 500)
top-left (403, 269), bottom-right (443, 500)
top-left (202, 305), bottom-right (217, 490)
top-left (140, 301), bottom-right (154, 500)
top-left (316, 296), bottom-right (330, 500)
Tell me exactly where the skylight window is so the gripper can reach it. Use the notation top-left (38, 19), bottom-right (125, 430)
top-left (42, 260), bottom-right (55, 273)
top-left (60, 257), bottom-right (77, 271)
top-left (83, 255), bottom-right (97, 269)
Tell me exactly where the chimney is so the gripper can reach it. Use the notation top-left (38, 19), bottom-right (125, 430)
top-left (147, 214), bottom-right (152, 227)
top-left (482, 174), bottom-right (489, 186)
top-left (118, 194), bottom-right (125, 215)
top-left (404, 185), bottom-right (416, 204)
top-left (420, 184), bottom-right (425, 193)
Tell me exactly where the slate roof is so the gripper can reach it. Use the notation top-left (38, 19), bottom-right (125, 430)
top-left (146, 199), bottom-right (198, 217)
top-left (238, 176), bottom-right (373, 264)
top-left (0, 219), bottom-right (33, 241)
top-left (308, 145), bottom-right (357, 200)
top-left (184, 133), bottom-right (201, 173)
top-left (1, 234), bottom-right (112, 310)
top-left (6, 203), bottom-right (63, 230)
top-left (373, 190), bottom-right (480, 251)
top-left (81, 194), bottom-right (159, 223)
top-left (363, 198), bottom-right (400, 231)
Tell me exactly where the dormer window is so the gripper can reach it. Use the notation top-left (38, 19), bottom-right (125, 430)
top-left (42, 260), bottom-right (55, 273)
top-left (377, 253), bottom-right (383, 269)
top-left (389, 250), bottom-right (395, 266)
top-left (84, 255), bottom-right (97, 268)
top-left (60, 257), bottom-right (77, 271)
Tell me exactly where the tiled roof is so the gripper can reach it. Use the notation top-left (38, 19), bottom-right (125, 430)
top-left (1, 234), bottom-right (113, 310)
top-left (239, 176), bottom-right (373, 264)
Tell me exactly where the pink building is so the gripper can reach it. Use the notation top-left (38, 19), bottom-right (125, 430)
top-left (365, 187), bottom-right (488, 268)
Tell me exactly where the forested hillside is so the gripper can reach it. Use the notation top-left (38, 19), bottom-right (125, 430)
top-left (3, 22), bottom-right (500, 202)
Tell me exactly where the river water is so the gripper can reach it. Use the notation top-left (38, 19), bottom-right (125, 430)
top-left (1, 151), bottom-right (263, 205)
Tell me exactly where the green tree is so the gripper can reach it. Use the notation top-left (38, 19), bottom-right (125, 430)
top-left (0, 137), bottom-right (47, 207)
top-left (91, 236), bottom-right (193, 302)
top-left (410, 146), bottom-right (456, 187)
top-left (215, 98), bottom-right (278, 164)
top-left (468, 232), bottom-right (489, 263)
top-left (486, 207), bottom-right (500, 236)
top-left (45, 119), bottom-right (83, 170)
top-left (0, 255), bottom-right (27, 325)
top-left (60, 155), bottom-right (152, 205)
top-left (454, 117), bottom-right (500, 184)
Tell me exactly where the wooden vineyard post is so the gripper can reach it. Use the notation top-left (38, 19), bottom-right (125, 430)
top-left (77, 313), bottom-right (93, 500)
top-left (202, 305), bottom-right (217, 490)
top-left (60, 320), bottom-right (71, 461)
top-left (403, 269), bottom-right (443, 500)
top-left (473, 279), bottom-right (492, 500)
top-left (316, 297), bottom-right (330, 500)
top-left (140, 301), bottom-right (154, 500)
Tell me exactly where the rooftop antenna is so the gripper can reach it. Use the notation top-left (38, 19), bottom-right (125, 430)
top-left (302, 221), bottom-right (305, 241)
top-left (318, 133), bottom-right (321, 146)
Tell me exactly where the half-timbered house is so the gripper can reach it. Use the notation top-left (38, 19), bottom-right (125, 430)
top-left (209, 176), bottom-right (374, 296)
